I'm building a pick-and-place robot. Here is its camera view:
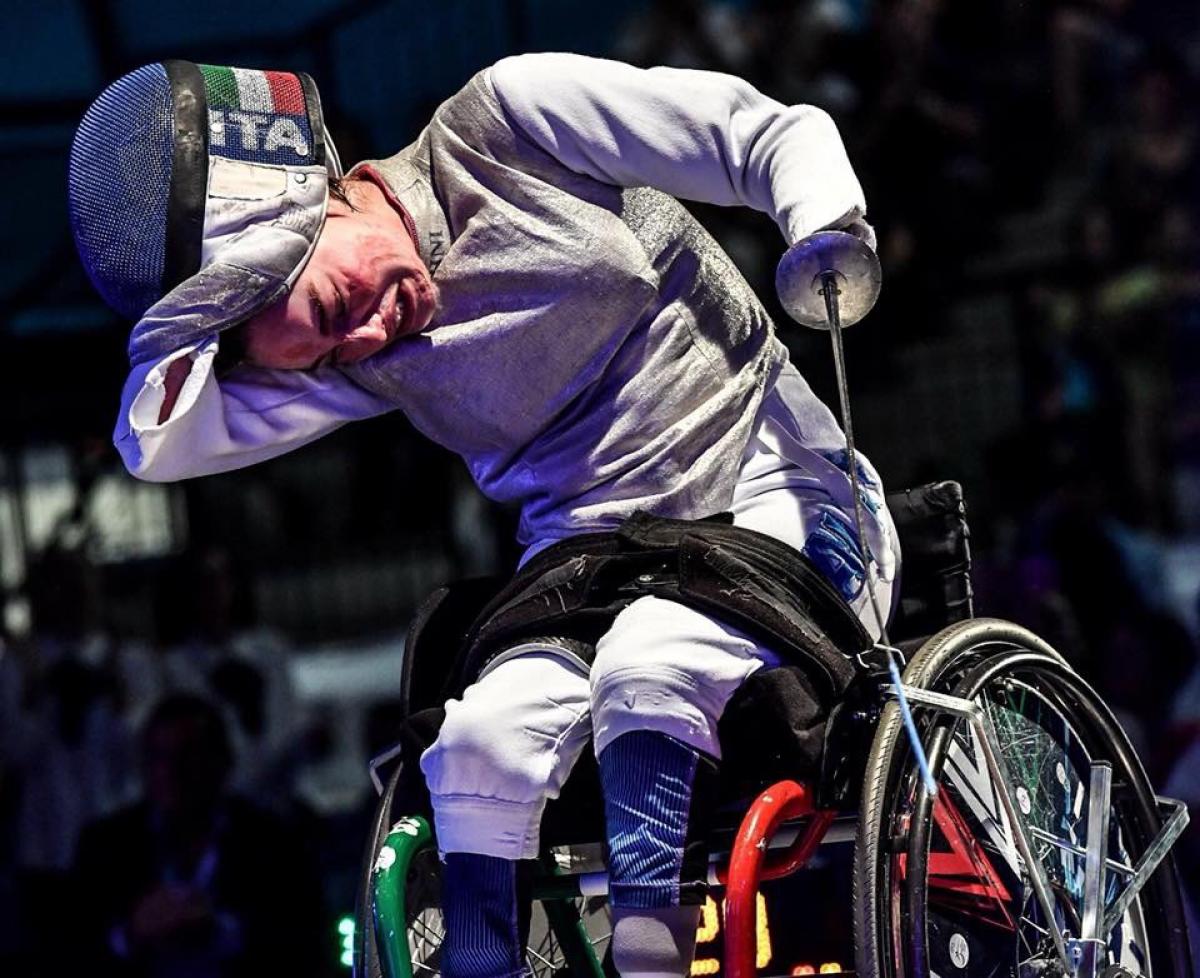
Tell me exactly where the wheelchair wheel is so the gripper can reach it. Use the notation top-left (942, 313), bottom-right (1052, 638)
top-left (854, 619), bottom-right (1190, 978)
top-left (384, 847), bottom-right (612, 978)
top-left (354, 764), bottom-right (611, 978)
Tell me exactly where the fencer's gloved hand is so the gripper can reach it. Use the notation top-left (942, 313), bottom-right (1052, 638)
top-left (777, 220), bottom-right (882, 328)
top-left (836, 216), bottom-right (877, 253)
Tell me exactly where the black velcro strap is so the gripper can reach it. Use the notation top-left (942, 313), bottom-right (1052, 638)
top-left (675, 535), bottom-right (860, 699)
top-left (297, 72), bottom-right (328, 170)
top-left (162, 60), bottom-right (208, 294)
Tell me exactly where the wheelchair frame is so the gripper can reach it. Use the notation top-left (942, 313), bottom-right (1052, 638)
top-left (355, 222), bottom-right (1192, 976)
top-left (357, 478), bottom-right (1191, 978)
top-left (362, 627), bottom-right (1191, 978)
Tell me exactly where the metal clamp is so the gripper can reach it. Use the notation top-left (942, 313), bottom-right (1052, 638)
top-left (1101, 796), bottom-right (1189, 937)
top-left (368, 740), bottom-right (404, 795)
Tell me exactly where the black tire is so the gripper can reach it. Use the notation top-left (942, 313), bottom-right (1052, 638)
top-left (354, 761), bottom-right (403, 978)
top-left (854, 619), bottom-right (1190, 978)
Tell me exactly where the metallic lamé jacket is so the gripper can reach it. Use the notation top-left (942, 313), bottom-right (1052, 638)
top-left (344, 70), bottom-right (786, 546)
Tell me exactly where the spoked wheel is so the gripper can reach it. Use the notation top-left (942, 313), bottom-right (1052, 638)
top-left (528, 894), bottom-right (612, 978)
top-left (855, 619), bottom-right (1190, 978)
top-left (394, 847), bottom-right (612, 978)
top-left (355, 770), bottom-right (611, 978)
top-left (404, 845), bottom-right (445, 975)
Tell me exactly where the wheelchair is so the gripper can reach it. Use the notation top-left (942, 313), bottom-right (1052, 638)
top-left (352, 479), bottom-right (1192, 978)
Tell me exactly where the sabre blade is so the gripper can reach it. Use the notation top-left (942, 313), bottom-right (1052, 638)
top-left (819, 270), bottom-right (889, 648)
top-left (820, 271), bottom-right (936, 795)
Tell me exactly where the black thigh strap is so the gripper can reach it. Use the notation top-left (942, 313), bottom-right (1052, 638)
top-left (454, 510), bottom-right (868, 701)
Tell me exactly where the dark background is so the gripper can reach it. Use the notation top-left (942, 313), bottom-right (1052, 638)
top-left (1, 1), bottom-right (1199, 973)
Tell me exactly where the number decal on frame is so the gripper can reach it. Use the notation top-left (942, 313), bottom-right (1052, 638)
top-left (690, 892), bottom-right (773, 975)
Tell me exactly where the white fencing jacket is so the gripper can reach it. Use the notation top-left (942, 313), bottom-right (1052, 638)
top-left (115, 53), bottom-right (891, 575)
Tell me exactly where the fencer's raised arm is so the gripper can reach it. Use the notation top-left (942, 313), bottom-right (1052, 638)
top-left (115, 338), bottom-right (392, 482)
top-left (488, 53), bottom-right (867, 246)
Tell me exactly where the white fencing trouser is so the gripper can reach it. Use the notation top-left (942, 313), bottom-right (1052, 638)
top-left (420, 384), bottom-right (898, 860)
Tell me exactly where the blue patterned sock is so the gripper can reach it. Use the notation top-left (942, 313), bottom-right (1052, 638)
top-left (599, 730), bottom-right (712, 909)
top-left (442, 853), bottom-right (525, 978)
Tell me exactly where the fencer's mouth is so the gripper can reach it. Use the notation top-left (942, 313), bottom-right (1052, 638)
top-left (380, 281), bottom-right (399, 340)
top-left (367, 281), bottom-right (404, 348)
top-left (395, 280), bottom-right (412, 336)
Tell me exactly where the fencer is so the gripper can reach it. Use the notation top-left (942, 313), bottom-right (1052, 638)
top-left (69, 54), bottom-right (899, 978)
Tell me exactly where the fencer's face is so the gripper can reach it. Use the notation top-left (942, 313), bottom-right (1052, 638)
top-left (240, 179), bottom-right (438, 370)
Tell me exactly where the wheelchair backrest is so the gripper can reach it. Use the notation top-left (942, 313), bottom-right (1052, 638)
top-left (883, 480), bottom-right (974, 643)
top-left (399, 575), bottom-right (506, 718)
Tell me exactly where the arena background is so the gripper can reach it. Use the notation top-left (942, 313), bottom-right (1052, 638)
top-left (1, 1), bottom-right (1198, 973)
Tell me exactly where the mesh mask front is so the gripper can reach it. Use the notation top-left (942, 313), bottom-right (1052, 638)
top-left (68, 61), bottom-right (339, 362)
top-left (68, 64), bottom-right (177, 320)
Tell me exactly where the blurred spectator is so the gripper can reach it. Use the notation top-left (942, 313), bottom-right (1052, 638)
top-left (155, 548), bottom-right (301, 812)
top-left (1101, 49), bottom-right (1198, 258)
top-left (740, 0), bottom-right (854, 108)
top-left (5, 546), bottom-right (134, 874)
top-left (1162, 207), bottom-right (1200, 528)
top-left (0, 546), bottom-right (136, 974)
top-left (1050, 0), bottom-right (1141, 162)
top-left (316, 697), bottom-right (409, 940)
top-left (1169, 587), bottom-right (1200, 727)
top-left (614, 0), bottom-right (751, 72)
top-left (845, 0), bottom-right (991, 327)
top-left (972, 548), bottom-right (1088, 667)
top-left (1095, 610), bottom-right (1195, 767)
top-left (1086, 206), bottom-right (1197, 528)
top-left (74, 695), bottom-right (327, 977)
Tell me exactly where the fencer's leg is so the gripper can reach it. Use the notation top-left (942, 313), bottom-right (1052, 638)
top-left (599, 729), bottom-right (719, 978)
top-left (442, 854), bottom-right (534, 978)
top-left (590, 596), bottom-right (782, 978)
top-left (421, 650), bottom-right (592, 978)
top-left (590, 595), bottom-right (782, 762)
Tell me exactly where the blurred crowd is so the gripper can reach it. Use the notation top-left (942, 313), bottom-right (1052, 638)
top-left (3, 0), bottom-right (1200, 973)
top-left (0, 543), bottom-right (348, 974)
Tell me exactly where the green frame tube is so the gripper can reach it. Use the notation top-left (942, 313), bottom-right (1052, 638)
top-left (371, 816), bottom-right (605, 978)
top-left (372, 815), bottom-right (434, 978)
top-left (537, 854), bottom-right (607, 978)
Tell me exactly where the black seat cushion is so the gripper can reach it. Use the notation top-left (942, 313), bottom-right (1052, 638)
top-left (543, 664), bottom-right (833, 846)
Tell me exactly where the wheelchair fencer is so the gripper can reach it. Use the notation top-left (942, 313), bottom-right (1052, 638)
top-left (354, 235), bottom-right (1192, 978)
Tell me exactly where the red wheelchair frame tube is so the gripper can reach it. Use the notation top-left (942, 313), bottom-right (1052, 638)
top-left (722, 780), bottom-right (836, 978)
